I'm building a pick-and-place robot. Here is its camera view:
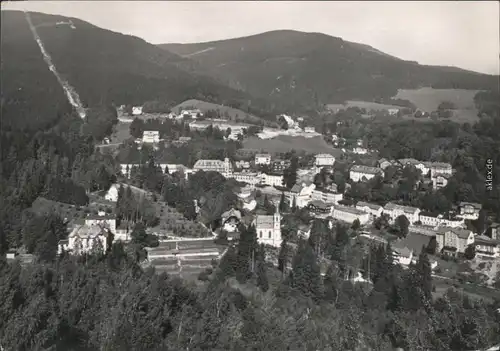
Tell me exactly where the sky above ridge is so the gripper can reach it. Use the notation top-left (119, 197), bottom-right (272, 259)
top-left (2, 1), bottom-right (499, 74)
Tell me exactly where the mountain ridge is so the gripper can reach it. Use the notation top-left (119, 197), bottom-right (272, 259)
top-left (159, 29), bottom-right (498, 108)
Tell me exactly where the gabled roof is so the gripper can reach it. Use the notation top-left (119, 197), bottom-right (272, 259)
top-left (193, 159), bottom-right (226, 169)
top-left (459, 202), bottom-right (482, 209)
top-left (221, 208), bottom-right (242, 221)
top-left (290, 184), bottom-right (303, 193)
top-left (475, 235), bottom-right (500, 246)
top-left (315, 153), bottom-right (334, 158)
top-left (350, 165), bottom-right (383, 175)
top-left (309, 200), bottom-right (332, 210)
top-left (384, 202), bottom-right (420, 214)
top-left (333, 205), bottom-right (367, 216)
top-left (356, 201), bottom-right (383, 211)
top-left (255, 215), bottom-right (276, 229)
top-left (436, 227), bottom-right (473, 239)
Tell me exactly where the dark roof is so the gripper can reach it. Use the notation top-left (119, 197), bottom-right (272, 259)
top-left (393, 232), bottom-right (433, 254)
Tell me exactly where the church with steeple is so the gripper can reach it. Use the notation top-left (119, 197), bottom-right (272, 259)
top-left (254, 206), bottom-right (282, 247)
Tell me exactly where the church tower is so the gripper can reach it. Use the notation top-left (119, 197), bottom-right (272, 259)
top-left (273, 205), bottom-right (282, 246)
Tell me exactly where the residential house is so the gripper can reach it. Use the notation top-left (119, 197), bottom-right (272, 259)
top-left (383, 202), bottom-right (420, 224)
top-left (418, 212), bottom-right (465, 228)
top-left (457, 202), bottom-right (482, 220)
top-left (142, 130), bottom-right (160, 143)
top-left (378, 158), bottom-right (395, 170)
top-left (105, 184), bottom-right (119, 202)
top-left (432, 173), bottom-right (451, 190)
top-left (397, 158), bottom-right (428, 175)
top-left (114, 224), bottom-right (132, 242)
top-left (132, 106), bottom-right (143, 115)
top-left (58, 224), bottom-right (110, 255)
top-left (331, 205), bottom-right (370, 225)
top-left (287, 183), bottom-right (316, 208)
top-left (355, 201), bottom-right (383, 219)
top-left (231, 172), bottom-right (261, 186)
top-left (349, 165), bottom-right (384, 182)
top-left (392, 246), bottom-right (414, 266)
top-left (352, 147), bottom-right (368, 155)
top-left (388, 108), bottom-right (399, 115)
top-left (271, 159), bottom-right (291, 173)
top-left (255, 154), bottom-right (272, 165)
top-left (258, 173), bottom-right (283, 187)
top-left (234, 160), bottom-right (251, 170)
top-left (172, 136), bottom-right (191, 145)
top-left (474, 235), bottom-right (500, 259)
top-left (181, 109), bottom-right (203, 119)
top-left (254, 207), bottom-right (282, 247)
top-left (221, 208), bottom-right (242, 233)
top-left (315, 154), bottom-right (336, 167)
top-left (308, 200), bottom-right (332, 214)
top-left (304, 126), bottom-right (316, 133)
top-left (193, 158), bottom-right (233, 176)
top-left (435, 227), bottom-right (475, 256)
top-left (85, 211), bottom-right (117, 234)
top-left (311, 189), bottom-right (343, 204)
top-left (427, 162), bottom-right (453, 178)
top-left (160, 164), bottom-right (193, 179)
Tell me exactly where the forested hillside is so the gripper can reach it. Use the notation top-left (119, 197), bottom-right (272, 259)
top-left (1, 11), bottom-right (282, 126)
top-left (160, 30), bottom-right (499, 110)
top-left (1, 11), bottom-right (73, 131)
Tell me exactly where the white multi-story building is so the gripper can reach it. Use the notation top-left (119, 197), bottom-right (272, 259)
top-left (58, 225), bottom-right (110, 255)
top-left (383, 202), bottom-right (421, 224)
top-left (315, 154), bottom-right (336, 167)
top-left (259, 173), bottom-right (284, 187)
top-left (254, 208), bottom-right (282, 247)
top-left (132, 106), bottom-right (143, 115)
top-left (331, 205), bottom-right (370, 225)
top-left (418, 212), bottom-right (465, 228)
top-left (349, 165), bottom-right (384, 182)
top-left (435, 227), bottom-right (475, 256)
top-left (287, 183), bottom-right (316, 208)
top-left (193, 158), bottom-right (233, 176)
top-left (432, 173), bottom-right (451, 190)
top-left (457, 202), bottom-right (482, 220)
top-left (355, 202), bottom-right (383, 219)
top-left (255, 154), bottom-right (272, 165)
top-left (427, 162), bottom-right (453, 178)
top-left (352, 147), bottom-right (368, 155)
top-left (398, 158), bottom-right (428, 175)
top-left (142, 130), bottom-right (160, 143)
top-left (231, 172), bottom-right (261, 186)
top-left (310, 189), bottom-right (343, 205)
top-left (105, 184), bottom-right (119, 202)
top-left (85, 211), bottom-right (117, 234)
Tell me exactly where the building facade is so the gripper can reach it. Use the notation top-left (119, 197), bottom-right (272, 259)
top-left (142, 131), bottom-right (160, 143)
top-left (254, 208), bottom-right (282, 247)
top-left (315, 154), bottom-right (336, 167)
top-left (310, 189), bottom-right (343, 205)
top-left (355, 202), bottom-right (383, 219)
top-left (255, 154), bottom-right (272, 165)
top-left (435, 227), bottom-right (475, 256)
top-left (331, 205), bottom-right (370, 225)
top-left (193, 158), bottom-right (233, 176)
top-left (349, 165), bottom-right (384, 182)
top-left (457, 202), bottom-right (482, 220)
top-left (383, 203), bottom-right (421, 224)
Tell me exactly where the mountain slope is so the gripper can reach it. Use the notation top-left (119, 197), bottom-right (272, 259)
top-left (1, 10), bottom-right (74, 131)
top-left (160, 30), bottom-right (499, 108)
top-left (1, 11), bottom-right (279, 130)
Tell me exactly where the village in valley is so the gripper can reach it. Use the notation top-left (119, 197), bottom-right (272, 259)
top-left (10, 102), bottom-right (499, 302)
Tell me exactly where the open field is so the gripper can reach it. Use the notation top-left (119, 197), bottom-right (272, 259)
top-left (433, 276), bottom-right (499, 302)
top-left (242, 135), bottom-right (342, 155)
top-left (394, 87), bottom-right (481, 123)
top-left (30, 197), bottom-right (115, 221)
top-left (173, 99), bottom-right (265, 124)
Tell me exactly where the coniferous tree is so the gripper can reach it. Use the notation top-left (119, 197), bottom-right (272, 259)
top-left (236, 225), bottom-right (258, 283)
top-left (277, 239), bottom-right (288, 276)
top-left (256, 244), bottom-right (269, 292)
top-left (289, 239), bottom-right (323, 302)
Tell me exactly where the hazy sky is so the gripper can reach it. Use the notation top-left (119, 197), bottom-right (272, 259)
top-left (2, 1), bottom-right (499, 74)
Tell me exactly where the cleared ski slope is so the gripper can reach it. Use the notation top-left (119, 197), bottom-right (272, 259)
top-left (24, 11), bottom-right (86, 119)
